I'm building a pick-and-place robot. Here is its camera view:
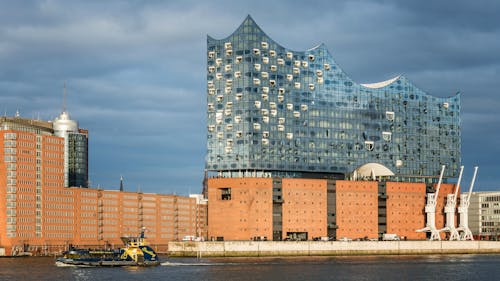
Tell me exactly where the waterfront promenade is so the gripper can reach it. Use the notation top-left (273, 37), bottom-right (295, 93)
top-left (168, 240), bottom-right (500, 257)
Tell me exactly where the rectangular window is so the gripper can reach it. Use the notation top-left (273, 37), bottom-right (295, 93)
top-left (219, 188), bottom-right (232, 200)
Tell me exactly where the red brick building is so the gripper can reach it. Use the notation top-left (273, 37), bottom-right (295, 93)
top-left (1, 117), bottom-right (207, 256)
top-left (207, 177), bottom-right (457, 241)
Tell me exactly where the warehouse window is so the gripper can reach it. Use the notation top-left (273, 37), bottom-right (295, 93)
top-left (220, 188), bottom-right (232, 200)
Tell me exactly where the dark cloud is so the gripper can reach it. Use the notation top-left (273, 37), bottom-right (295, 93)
top-left (0, 0), bottom-right (499, 193)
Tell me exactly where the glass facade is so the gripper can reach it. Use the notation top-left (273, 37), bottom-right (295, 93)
top-left (68, 133), bottom-right (88, 187)
top-left (206, 16), bottom-right (460, 181)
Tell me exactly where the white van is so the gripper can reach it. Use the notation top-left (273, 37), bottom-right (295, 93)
top-left (182, 236), bottom-right (202, 241)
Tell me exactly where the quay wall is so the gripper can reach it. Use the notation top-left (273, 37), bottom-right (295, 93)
top-left (167, 241), bottom-right (500, 257)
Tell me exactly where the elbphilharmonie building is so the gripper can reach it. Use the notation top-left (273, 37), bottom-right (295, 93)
top-left (206, 16), bottom-right (460, 182)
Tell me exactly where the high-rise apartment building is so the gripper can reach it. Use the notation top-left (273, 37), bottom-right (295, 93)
top-left (0, 115), bottom-right (66, 241)
top-left (206, 16), bottom-right (460, 181)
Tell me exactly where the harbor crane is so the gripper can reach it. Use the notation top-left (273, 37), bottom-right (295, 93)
top-left (417, 165), bottom-right (446, 241)
top-left (457, 166), bottom-right (479, 240)
top-left (440, 166), bottom-right (464, 240)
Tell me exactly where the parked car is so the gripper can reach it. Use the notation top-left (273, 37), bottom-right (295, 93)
top-left (356, 236), bottom-right (369, 241)
top-left (382, 234), bottom-right (400, 241)
top-left (182, 235), bottom-right (203, 241)
top-left (338, 237), bottom-right (353, 242)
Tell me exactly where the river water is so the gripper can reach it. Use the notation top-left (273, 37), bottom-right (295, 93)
top-left (1, 254), bottom-right (499, 281)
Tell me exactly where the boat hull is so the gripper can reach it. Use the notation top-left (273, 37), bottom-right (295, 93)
top-left (55, 257), bottom-right (159, 267)
top-left (55, 231), bottom-right (159, 267)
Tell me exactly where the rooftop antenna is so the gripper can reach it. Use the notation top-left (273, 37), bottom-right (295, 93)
top-left (63, 81), bottom-right (67, 113)
top-left (120, 175), bottom-right (124, 192)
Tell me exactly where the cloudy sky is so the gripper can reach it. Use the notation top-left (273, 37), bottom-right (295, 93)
top-left (1, 0), bottom-right (499, 194)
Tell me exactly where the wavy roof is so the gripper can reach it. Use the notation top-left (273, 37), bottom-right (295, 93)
top-left (209, 15), bottom-right (458, 99)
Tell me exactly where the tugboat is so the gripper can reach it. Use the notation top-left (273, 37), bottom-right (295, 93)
top-left (55, 229), bottom-right (159, 267)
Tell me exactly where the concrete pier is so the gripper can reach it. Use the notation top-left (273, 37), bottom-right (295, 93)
top-left (167, 241), bottom-right (500, 257)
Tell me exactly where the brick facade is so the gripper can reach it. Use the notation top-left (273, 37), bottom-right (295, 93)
top-left (335, 180), bottom-right (378, 239)
top-left (207, 177), bottom-right (273, 241)
top-left (207, 178), bottom-right (457, 241)
top-left (386, 182), bottom-right (426, 240)
top-left (282, 178), bottom-right (327, 240)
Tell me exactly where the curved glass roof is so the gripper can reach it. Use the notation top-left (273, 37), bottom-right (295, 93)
top-left (208, 15), bottom-right (458, 101)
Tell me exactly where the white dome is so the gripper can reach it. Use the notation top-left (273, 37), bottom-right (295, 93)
top-left (353, 163), bottom-right (395, 180)
top-left (53, 111), bottom-right (78, 136)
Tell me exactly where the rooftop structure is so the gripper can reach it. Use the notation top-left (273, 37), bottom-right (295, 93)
top-left (0, 116), bottom-right (54, 134)
top-left (205, 16), bottom-right (461, 182)
top-left (53, 110), bottom-right (88, 188)
top-left (53, 83), bottom-right (89, 188)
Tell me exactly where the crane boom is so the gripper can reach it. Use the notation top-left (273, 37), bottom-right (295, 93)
top-left (467, 166), bottom-right (479, 201)
top-left (453, 166), bottom-right (464, 198)
top-left (433, 165), bottom-right (446, 203)
top-left (416, 165), bottom-right (446, 240)
top-left (442, 165), bottom-right (464, 240)
top-left (458, 166), bottom-right (479, 240)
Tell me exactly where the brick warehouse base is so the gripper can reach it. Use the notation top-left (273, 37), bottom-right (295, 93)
top-left (208, 177), bottom-right (457, 241)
